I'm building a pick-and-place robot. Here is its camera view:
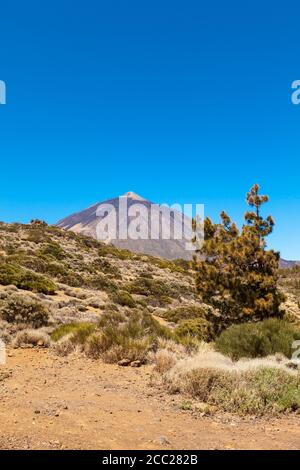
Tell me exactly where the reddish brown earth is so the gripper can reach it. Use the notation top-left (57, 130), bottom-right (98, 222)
top-left (0, 349), bottom-right (300, 450)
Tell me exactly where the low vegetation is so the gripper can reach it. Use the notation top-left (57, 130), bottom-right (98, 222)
top-left (0, 294), bottom-right (49, 328)
top-left (157, 346), bottom-right (300, 415)
top-left (111, 290), bottom-right (136, 308)
top-left (51, 309), bottom-right (173, 364)
top-left (215, 318), bottom-right (300, 360)
top-left (175, 366), bottom-right (300, 416)
top-left (0, 262), bottom-right (57, 294)
top-left (175, 318), bottom-right (213, 342)
top-left (51, 322), bottom-right (96, 343)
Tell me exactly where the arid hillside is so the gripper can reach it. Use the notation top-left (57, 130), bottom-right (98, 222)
top-left (0, 220), bottom-right (197, 326)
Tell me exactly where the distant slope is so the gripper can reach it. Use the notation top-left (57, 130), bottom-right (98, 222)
top-left (279, 259), bottom-right (300, 269)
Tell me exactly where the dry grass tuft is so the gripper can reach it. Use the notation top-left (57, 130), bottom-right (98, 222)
top-left (50, 335), bottom-right (77, 356)
top-left (12, 329), bottom-right (50, 348)
top-left (161, 347), bottom-right (300, 416)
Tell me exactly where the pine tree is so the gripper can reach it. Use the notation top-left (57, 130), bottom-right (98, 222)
top-left (193, 184), bottom-right (284, 334)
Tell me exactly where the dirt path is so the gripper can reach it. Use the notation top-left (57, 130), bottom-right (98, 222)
top-left (0, 349), bottom-right (299, 450)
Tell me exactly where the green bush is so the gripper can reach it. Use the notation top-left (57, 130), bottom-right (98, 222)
top-left (39, 242), bottom-right (65, 260)
top-left (51, 322), bottom-right (96, 343)
top-left (1, 294), bottom-right (49, 327)
top-left (59, 272), bottom-right (84, 287)
top-left (8, 254), bottom-right (48, 273)
top-left (70, 323), bottom-right (96, 344)
top-left (175, 318), bottom-right (214, 342)
top-left (17, 272), bottom-right (57, 294)
top-left (90, 258), bottom-right (121, 277)
top-left (112, 290), bottom-right (136, 308)
top-left (0, 262), bottom-right (56, 294)
top-left (85, 332), bottom-right (151, 363)
top-left (161, 305), bottom-right (210, 324)
top-left (44, 261), bottom-right (69, 278)
top-left (85, 333), bottom-right (111, 358)
top-left (126, 276), bottom-right (175, 299)
top-left (0, 263), bottom-right (23, 285)
top-left (215, 318), bottom-right (300, 360)
top-left (52, 310), bottom-right (172, 364)
top-left (85, 274), bottom-right (117, 293)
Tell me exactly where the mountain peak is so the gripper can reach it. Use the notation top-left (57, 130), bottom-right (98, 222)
top-left (122, 191), bottom-right (145, 201)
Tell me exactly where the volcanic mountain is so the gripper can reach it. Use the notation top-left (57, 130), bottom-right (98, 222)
top-left (56, 192), bottom-right (196, 260)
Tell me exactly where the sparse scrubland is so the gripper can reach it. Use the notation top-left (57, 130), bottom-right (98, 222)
top-left (0, 185), bottom-right (300, 434)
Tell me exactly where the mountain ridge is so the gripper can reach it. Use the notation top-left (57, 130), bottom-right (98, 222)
top-left (56, 192), bottom-right (195, 260)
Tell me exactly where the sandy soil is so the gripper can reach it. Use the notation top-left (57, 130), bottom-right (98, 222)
top-left (0, 349), bottom-right (300, 450)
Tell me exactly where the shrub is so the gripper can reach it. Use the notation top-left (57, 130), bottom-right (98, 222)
top-left (175, 335), bottom-right (202, 353)
top-left (85, 331), bottom-right (151, 363)
top-left (90, 259), bottom-right (121, 277)
top-left (93, 310), bottom-right (172, 363)
top-left (153, 349), bottom-right (177, 373)
top-left (98, 310), bottom-right (126, 328)
top-left (27, 228), bottom-right (48, 244)
top-left (50, 336), bottom-right (76, 356)
top-left (7, 254), bottom-right (47, 273)
top-left (17, 271), bottom-right (57, 294)
top-left (39, 242), bottom-right (65, 260)
top-left (147, 256), bottom-right (189, 274)
top-left (85, 332), bottom-right (113, 358)
top-left (215, 318), bottom-right (300, 360)
top-left (111, 290), bottom-right (136, 308)
top-left (51, 309), bottom-right (173, 364)
top-left (126, 277), bottom-right (173, 298)
top-left (161, 305), bottom-right (211, 324)
top-left (170, 366), bottom-right (300, 415)
top-left (12, 329), bottom-right (50, 348)
top-left (1, 294), bottom-right (49, 327)
top-left (85, 274), bottom-right (117, 293)
top-left (59, 272), bottom-right (84, 287)
top-left (71, 323), bottom-right (96, 344)
top-left (0, 263), bottom-right (23, 286)
top-left (0, 262), bottom-right (56, 294)
top-left (102, 338), bottom-right (151, 363)
top-left (175, 318), bottom-right (213, 342)
top-left (51, 322), bottom-right (95, 343)
top-left (44, 261), bottom-right (68, 278)
top-left (126, 310), bottom-right (172, 340)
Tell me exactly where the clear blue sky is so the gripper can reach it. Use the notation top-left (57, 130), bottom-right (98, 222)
top-left (0, 1), bottom-right (299, 259)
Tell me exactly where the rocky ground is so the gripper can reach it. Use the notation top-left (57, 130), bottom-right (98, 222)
top-left (1, 348), bottom-right (300, 450)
